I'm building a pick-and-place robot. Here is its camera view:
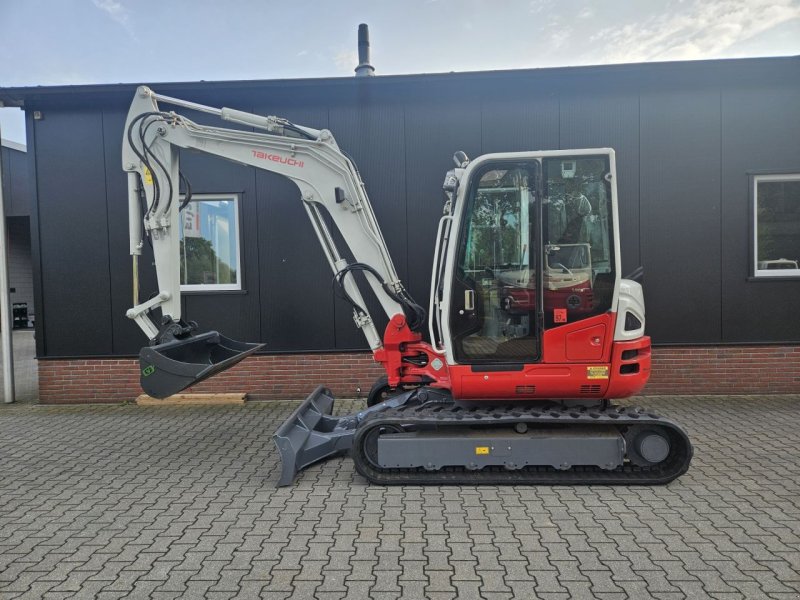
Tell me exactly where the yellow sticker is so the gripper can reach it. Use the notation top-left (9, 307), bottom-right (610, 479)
top-left (143, 166), bottom-right (153, 185)
top-left (475, 446), bottom-right (490, 455)
top-left (587, 366), bottom-right (610, 380)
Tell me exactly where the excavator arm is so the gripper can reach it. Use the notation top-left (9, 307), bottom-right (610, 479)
top-left (122, 86), bottom-right (427, 398)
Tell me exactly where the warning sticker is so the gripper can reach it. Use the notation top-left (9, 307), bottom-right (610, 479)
top-left (553, 308), bottom-right (567, 323)
top-left (143, 166), bottom-right (153, 185)
top-left (587, 366), bottom-right (610, 380)
top-left (475, 446), bottom-right (490, 455)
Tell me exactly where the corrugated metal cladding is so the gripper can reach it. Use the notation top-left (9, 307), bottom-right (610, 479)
top-left (1, 57), bottom-right (798, 358)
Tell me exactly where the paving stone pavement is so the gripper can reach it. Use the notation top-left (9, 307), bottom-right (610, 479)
top-left (1, 394), bottom-right (799, 599)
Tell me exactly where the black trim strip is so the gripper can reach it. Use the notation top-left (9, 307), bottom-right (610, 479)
top-left (470, 363), bottom-right (525, 372)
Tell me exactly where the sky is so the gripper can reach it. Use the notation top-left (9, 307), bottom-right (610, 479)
top-left (1, 0), bottom-right (799, 145)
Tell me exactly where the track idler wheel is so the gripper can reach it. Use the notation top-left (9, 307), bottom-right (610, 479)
top-left (625, 425), bottom-right (672, 467)
top-left (361, 424), bottom-right (404, 468)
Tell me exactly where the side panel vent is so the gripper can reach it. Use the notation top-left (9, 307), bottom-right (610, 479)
top-left (515, 385), bottom-right (536, 394)
top-left (580, 384), bottom-right (601, 394)
top-left (625, 312), bottom-right (642, 331)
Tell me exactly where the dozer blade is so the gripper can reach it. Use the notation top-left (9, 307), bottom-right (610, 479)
top-left (139, 331), bottom-right (264, 399)
top-left (272, 386), bottom-right (422, 487)
top-left (272, 386), bottom-right (359, 487)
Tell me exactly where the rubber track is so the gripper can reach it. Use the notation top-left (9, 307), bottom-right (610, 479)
top-left (352, 402), bottom-right (693, 485)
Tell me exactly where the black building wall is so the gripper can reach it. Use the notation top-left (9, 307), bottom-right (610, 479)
top-left (3, 56), bottom-right (799, 359)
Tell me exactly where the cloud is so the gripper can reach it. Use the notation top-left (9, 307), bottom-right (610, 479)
top-left (334, 50), bottom-right (359, 73)
top-left (93, 0), bottom-right (128, 25)
top-left (550, 27), bottom-right (573, 50)
top-left (590, 0), bottom-right (800, 63)
top-left (529, 0), bottom-right (552, 15)
top-left (92, 0), bottom-right (138, 40)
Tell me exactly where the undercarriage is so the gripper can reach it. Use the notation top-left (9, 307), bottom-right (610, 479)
top-left (273, 386), bottom-right (693, 487)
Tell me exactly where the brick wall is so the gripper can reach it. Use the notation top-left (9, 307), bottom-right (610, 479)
top-left (644, 346), bottom-right (800, 395)
top-left (38, 353), bottom-right (385, 404)
top-left (37, 345), bottom-right (800, 404)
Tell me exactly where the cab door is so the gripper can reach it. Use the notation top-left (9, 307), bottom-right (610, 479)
top-left (448, 162), bottom-right (542, 364)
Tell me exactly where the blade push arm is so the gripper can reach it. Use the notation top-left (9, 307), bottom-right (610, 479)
top-left (122, 86), bottom-right (422, 352)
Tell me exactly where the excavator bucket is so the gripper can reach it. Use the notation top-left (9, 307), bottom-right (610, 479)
top-left (273, 386), bottom-right (360, 486)
top-left (139, 331), bottom-right (264, 399)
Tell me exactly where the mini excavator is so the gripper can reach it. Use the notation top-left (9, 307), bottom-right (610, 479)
top-left (122, 87), bottom-right (692, 486)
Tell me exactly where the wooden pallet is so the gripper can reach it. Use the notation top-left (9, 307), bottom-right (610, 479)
top-left (135, 393), bottom-right (247, 406)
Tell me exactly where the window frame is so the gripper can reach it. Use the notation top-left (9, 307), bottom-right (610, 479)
top-left (179, 193), bottom-right (243, 292)
top-left (750, 172), bottom-right (800, 280)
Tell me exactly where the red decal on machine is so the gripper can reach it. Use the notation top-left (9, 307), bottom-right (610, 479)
top-left (553, 308), bottom-right (567, 323)
top-left (251, 149), bottom-right (304, 168)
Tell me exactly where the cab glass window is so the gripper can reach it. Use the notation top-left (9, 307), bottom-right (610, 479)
top-left (451, 165), bottom-right (539, 363)
top-left (542, 156), bottom-right (615, 326)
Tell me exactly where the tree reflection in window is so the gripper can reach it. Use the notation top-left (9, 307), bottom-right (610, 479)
top-left (179, 196), bottom-right (241, 290)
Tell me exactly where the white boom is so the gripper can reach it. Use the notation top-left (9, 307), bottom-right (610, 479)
top-left (122, 86), bottom-right (422, 350)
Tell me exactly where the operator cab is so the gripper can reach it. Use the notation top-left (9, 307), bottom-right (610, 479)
top-left (438, 150), bottom-right (616, 373)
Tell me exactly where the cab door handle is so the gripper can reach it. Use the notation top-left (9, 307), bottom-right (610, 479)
top-left (464, 289), bottom-right (475, 311)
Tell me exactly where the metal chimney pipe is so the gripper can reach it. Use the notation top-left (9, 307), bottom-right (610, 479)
top-left (355, 23), bottom-right (375, 77)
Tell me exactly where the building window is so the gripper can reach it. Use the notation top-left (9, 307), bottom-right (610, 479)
top-left (753, 174), bottom-right (800, 278)
top-left (179, 194), bottom-right (242, 291)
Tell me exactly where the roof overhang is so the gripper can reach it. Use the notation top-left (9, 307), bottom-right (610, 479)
top-left (1, 55), bottom-right (797, 109)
